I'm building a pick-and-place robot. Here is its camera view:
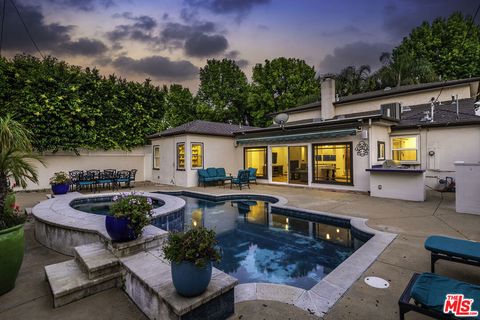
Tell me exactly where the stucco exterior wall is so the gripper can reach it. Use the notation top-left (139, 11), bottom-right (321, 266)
top-left (335, 85), bottom-right (471, 116)
top-left (369, 123), bottom-right (391, 166)
top-left (150, 134), bottom-right (241, 188)
top-left (25, 148), bottom-right (146, 190)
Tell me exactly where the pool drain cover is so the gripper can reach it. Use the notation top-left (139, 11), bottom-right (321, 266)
top-left (364, 276), bottom-right (389, 289)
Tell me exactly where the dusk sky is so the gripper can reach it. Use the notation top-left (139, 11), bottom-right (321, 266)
top-left (1, 0), bottom-right (476, 90)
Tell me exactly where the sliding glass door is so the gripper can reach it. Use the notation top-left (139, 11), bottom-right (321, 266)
top-left (271, 147), bottom-right (288, 183)
top-left (312, 143), bottom-right (352, 185)
top-left (271, 145), bottom-right (308, 185)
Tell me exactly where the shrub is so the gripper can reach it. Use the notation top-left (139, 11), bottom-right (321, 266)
top-left (49, 171), bottom-right (70, 185)
top-left (109, 193), bottom-right (153, 237)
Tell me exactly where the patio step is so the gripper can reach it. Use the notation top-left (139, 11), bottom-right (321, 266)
top-left (45, 259), bottom-right (122, 308)
top-left (74, 242), bottom-right (121, 280)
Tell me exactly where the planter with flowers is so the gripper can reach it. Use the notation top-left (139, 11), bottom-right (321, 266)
top-left (106, 193), bottom-right (153, 242)
top-left (163, 227), bottom-right (221, 297)
top-left (49, 172), bottom-right (70, 195)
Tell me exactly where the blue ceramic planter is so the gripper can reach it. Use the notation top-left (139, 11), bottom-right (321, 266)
top-left (51, 183), bottom-right (69, 195)
top-left (171, 261), bottom-right (212, 297)
top-left (105, 216), bottom-right (138, 242)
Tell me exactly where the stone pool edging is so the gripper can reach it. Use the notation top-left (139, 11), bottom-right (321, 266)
top-left (32, 192), bottom-right (185, 255)
top-left (159, 189), bottom-right (397, 318)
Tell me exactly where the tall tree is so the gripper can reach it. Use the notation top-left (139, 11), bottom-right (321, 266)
top-left (249, 58), bottom-right (319, 127)
top-left (161, 84), bottom-right (198, 129)
top-left (333, 65), bottom-right (374, 96)
top-left (197, 59), bottom-right (250, 124)
top-left (392, 12), bottom-right (480, 80)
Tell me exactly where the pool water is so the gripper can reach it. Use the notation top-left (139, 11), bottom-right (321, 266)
top-left (181, 196), bottom-right (364, 290)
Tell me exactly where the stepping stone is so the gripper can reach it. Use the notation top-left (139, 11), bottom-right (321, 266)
top-left (74, 242), bottom-right (120, 280)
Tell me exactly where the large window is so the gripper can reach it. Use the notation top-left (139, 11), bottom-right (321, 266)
top-left (391, 136), bottom-right (419, 163)
top-left (191, 143), bottom-right (204, 169)
top-left (176, 142), bottom-right (185, 170)
top-left (153, 145), bottom-right (160, 169)
top-left (244, 147), bottom-right (267, 179)
top-left (313, 143), bottom-right (353, 185)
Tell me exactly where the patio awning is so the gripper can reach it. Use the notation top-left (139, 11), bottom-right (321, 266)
top-left (236, 128), bottom-right (358, 144)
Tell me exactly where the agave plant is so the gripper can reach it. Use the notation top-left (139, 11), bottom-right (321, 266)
top-left (0, 114), bottom-right (45, 230)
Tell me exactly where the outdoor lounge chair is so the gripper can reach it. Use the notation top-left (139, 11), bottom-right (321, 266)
top-left (399, 272), bottom-right (480, 320)
top-left (231, 170), bottom-right (250, 190)
top-left (248, 167), bottom-right (257, 184)
top-left (425, 235), bottom-right (480, 273)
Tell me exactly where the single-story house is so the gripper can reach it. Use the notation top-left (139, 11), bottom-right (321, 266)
top-left (148, 77), bottom-right (480, 201)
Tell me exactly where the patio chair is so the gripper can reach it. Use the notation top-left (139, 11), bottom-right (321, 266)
top-left (230, 170), bottom-right (250, 190)
top-left (247, 167), bottom-right (257, 184)
top-left (97, 169), bottom-right (116, 190)
top-left (68, 170), bottom-right (82, 191)
top-left (129, 169), bottom-right (137, 187)
top-left (77, 170), bottom-right (97, 192)
top-left (398, 272), bottom-right (480, 320)
top-left (425, 235), bottom-right (480, 273)
top-left (115, 170), bottom-right (131, 189)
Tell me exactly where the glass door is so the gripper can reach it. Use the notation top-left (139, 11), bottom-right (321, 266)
top-left (271, 146), bottom-right (288, 183)
top-left (288, 146), bottom-right (308, 185)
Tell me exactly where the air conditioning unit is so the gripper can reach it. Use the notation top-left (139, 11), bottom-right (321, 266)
top-left (380, 102), bottom-right (401, 120)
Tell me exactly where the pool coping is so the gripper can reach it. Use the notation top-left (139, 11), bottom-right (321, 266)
top-left (158, 189), bottom-right (397, 318)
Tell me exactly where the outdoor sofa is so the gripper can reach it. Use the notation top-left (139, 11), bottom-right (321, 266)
top-left (197, 167), bottom-right (230, 187)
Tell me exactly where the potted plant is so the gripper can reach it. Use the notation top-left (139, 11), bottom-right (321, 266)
top-left (0, 115), bottom-right (44, 295)
top-left (163, 227), bottom-right (221, 297)
top-left (106, 193), bottom-right (153, 242)
top-left (49, 171), bottom-right (70, 195)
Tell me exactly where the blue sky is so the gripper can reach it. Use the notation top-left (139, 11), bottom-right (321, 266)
top-left (1, 0), bottom-right (475, 90)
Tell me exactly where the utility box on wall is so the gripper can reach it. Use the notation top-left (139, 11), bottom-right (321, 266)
top-left (455, 162), bottom-right (480, 215)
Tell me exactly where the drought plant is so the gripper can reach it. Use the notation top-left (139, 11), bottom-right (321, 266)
top-left (109, 193), bottom-right (153, 237)
top-left (163, 227), bottom-right (221, 267)
top-left (0, 114), bottom-right (44, 230)
top-left (49, 171), bottom-right (70, 185)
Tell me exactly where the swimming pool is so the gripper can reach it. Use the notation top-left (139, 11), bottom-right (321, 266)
top-left (179, 194), bottom-right (366, 290)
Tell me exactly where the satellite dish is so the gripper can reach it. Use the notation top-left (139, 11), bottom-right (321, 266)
top-left (273, 113), bottom-right (289, 126)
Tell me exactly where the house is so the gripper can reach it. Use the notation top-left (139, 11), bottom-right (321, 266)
top-left (149, 77), bottom-right (480, 201)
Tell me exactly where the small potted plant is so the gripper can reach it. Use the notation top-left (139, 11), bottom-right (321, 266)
top-left (106, 193), bottom-right (153, 242)
top-left (49, 172), bottom-right (70, 195)
top-left (163, 227), bottom-right (221, 297)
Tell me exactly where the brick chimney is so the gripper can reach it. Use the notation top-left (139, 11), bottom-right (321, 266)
top-left (321, 78), bottom-right (335, 120)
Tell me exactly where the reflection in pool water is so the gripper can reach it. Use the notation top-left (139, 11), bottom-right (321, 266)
top-left (181, 196), bottom-right (365, 290)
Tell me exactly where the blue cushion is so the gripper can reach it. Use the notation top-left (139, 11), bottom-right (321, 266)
top-left (411, 273), bottom-right (480, 314)
top-left (216, 168), bottom-right (226, 177)
top-left (206, 168), bottom-right (217, 178)
top-left (204, 177), bottom-right (217, 182)
top-left (198, 169), bottom-right (209, 178)
top-left (425, 235), bottom-right (480, 261)
top-left (116, 178), bottom-right (129, 183)
top-left (248, 167), bottom-right (257, 177)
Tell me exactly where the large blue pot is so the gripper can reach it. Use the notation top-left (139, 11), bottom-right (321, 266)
top-left (51, 183), bottom-right (69, 195)
top-left (105, 216), bottom-right (138, 242)
top-left (171, 261), bottom-right (212, 297)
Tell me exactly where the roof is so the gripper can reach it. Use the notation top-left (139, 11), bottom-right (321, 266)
top-left (272, 77), bottom-right (480, 115)
top-left (394, 98), bottom-right (480, 129)
top-left (147, 120), bottom-right (258, 138)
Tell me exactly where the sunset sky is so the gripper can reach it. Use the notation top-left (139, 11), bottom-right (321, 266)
top-left (1, 0), bottom-right (475, 90)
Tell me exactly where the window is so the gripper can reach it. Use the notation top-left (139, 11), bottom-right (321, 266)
top-left (313, 143), bottom-right (353, 185)
top-left (244, 147), bottom-right (267, 179)
top-left (391, 136), bottom-right (419, 163)
top-left (377, 141), bottom-right (385, 161)
top-left (191, 143), bottom-right (204, 169)
top-left (176, 143), bottom-right (185, 170)
top-left (153, 145), bottom-right (160, 169)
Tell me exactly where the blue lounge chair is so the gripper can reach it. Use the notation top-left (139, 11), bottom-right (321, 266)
top-left (231, 170), bottom-right (250, 190)
top-left (247, 167), bottom-right (257, 184)
top-left (399, 272), bottom-right (480, 320)
top-left (425, 235), bottom-right (480, 273)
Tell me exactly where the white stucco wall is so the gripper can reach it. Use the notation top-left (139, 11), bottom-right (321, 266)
top-left (369, 123), bottom-right (391, 166)
top-left (150, 134), bottom-right (241, 187)
top-left (24, 148), bottom-right (147, 190)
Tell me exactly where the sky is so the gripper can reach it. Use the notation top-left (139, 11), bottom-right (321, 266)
top-left (0, 0), bottom-right (477, 91)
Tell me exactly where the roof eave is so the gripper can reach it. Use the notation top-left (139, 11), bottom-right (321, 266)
top-left (392, 120), bottom-right (480, 130)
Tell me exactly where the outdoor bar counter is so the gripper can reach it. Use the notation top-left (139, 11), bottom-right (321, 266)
top-left (366, 167), bottom-right (426, 201)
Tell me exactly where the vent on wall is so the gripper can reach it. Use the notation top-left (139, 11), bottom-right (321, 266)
top-left (380, 103), bottom-right (401, 120)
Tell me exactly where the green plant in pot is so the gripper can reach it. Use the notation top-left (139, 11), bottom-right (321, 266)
top-left (163, 227), bottom-right (221, 297)
top-left (49, 171), bottom-right (71, 195)
top-left (0, 114), bottom-right (44, 295)
top-left (106, 193), bottom-right (153, 242)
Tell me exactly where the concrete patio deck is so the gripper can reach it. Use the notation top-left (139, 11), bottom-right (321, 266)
top-left (1, 183), bottom-right (479, 320)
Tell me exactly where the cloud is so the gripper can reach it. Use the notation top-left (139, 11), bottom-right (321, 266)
top-left (160, 21), bottom-right (216, 43)
top-left (236, 59), bottom-right (249, 69)
top-left (42, 0), bottom-right (114, 12)
top-left (225, 50), bottom-right (239, 59)
top-left (321, 25), bottom-right (371, 38)
top-left (318, 41), bottom-right (393, 74)
top-left (107, 13), bottom-right (159, 43)
top-left (184, 0), bottom-right (270, 20)
top-left (383, 0), bottom-right (474, 40)
top-left (58, 38), bottom-right (109, 56)
top-left (184, 33), bottom-right (228, 57)
top-left (112, 55), bottom-right (199, 81)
